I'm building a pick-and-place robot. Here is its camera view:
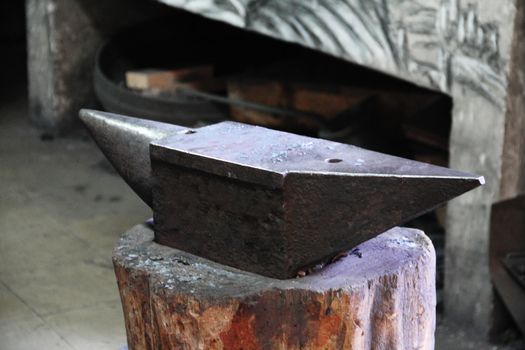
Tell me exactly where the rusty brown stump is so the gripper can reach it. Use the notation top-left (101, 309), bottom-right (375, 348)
top-left (113, 224), bottom-right (436, 349)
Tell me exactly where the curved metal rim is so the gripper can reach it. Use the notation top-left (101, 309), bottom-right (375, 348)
top-left (93, 39), bottom-right (228, 125)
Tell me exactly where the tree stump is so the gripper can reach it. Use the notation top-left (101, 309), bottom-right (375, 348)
top-left (113, 225), bottom-right (436, 349)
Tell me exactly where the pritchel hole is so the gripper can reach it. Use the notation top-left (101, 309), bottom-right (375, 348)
top-left (326, 158), bottom-right (343, 163)
top-left (183, 129), bottom-right (196, 134)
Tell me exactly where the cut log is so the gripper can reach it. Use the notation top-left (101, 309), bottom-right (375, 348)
top-left (113, 224), bottom-right (436, 349)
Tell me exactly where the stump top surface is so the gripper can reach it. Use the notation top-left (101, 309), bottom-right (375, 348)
top-left (113, 225), bottom-right (434, 299)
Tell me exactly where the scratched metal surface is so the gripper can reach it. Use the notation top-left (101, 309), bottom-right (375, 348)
top-left (79, 109), bottom-right (186, 206)
top-left (155, 0), bottom-right (512, 109)
top-left (151, 121), bottom-right (482, 188)
top-left (81, 110), bottom-right (484, 278)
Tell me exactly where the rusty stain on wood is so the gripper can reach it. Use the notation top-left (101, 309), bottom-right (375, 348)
top-left (113, 224), bottom-right (436, 349)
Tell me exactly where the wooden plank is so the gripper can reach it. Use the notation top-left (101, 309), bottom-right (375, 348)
top-left (125, 65), bottom-right (214, 91)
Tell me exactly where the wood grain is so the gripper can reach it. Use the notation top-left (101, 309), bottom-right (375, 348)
top-left (114, 224), bottom-right (436, 349)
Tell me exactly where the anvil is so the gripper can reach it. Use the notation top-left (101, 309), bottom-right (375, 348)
top-left (80, 109), bottom-right (483, 279)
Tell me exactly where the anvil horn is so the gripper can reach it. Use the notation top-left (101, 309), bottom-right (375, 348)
top-left (79, 109), bottom-right (185, 207)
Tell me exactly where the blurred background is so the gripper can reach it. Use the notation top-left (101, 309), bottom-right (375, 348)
top-left (1, 1), bottom-right (524, 349)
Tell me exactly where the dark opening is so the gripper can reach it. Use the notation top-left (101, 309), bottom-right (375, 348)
top-left (0, 1), bottom-right (27, 102)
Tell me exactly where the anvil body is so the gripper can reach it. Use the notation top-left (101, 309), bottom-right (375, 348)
top-left (81, 110), bottom-right (483, 279)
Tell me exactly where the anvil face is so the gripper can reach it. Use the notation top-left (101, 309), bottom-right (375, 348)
top-left (150, 121), bottom-right (471, 187)
top-left (80, 110), bottom-right (484, 279)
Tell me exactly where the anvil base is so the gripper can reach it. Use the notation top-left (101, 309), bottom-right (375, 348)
top-left (113, 224), bottom-right (436, 350)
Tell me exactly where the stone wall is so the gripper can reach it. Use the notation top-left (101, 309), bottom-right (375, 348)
top-left (26, 0), bottom-right (168, 133)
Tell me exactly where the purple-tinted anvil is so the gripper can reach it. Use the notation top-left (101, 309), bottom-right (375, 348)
top-left (80, 109), bottom-right (483, 279)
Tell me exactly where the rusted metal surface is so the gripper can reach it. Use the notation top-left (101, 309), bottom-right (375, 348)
top-left (81, 109), bottom-right (483, 279)
top-left (501, 253), bottom-right (525, 290)
top-left (490, 196), bottom-right (525, 336)
top-left (79, 110), bottom-right (185, 206)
